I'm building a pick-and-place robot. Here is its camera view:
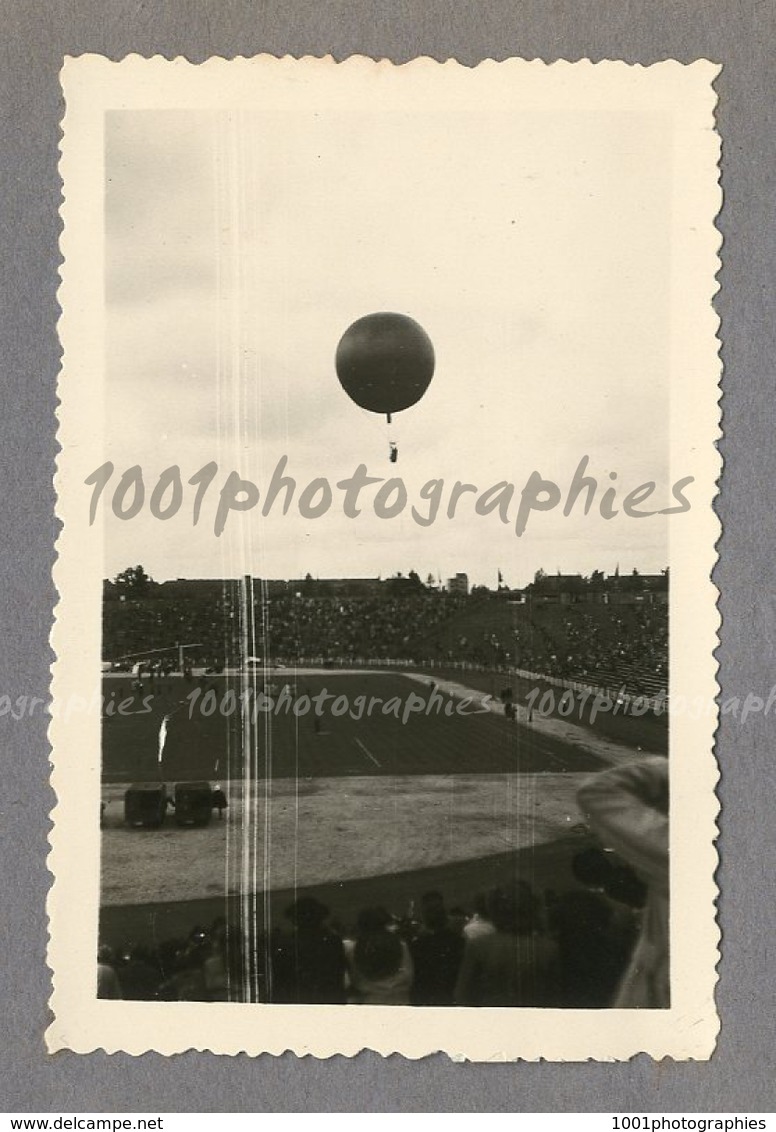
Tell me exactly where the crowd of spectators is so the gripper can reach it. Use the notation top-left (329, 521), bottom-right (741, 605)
top-left (244, 592), bottom-right (469, 665)
top-left (503, 605), bottom-right (668, 697)
top-left (98, 859), bottom-right (645, 1008)
top-left (103, 590), bottom-right (469, 670)
top-left (103, 591), bottom-right (235, 670)
top-left (103, 587), bottom-right (667, 698)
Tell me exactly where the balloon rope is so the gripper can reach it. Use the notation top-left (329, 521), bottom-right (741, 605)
top-left (354, 406), bottom-right (397, 461)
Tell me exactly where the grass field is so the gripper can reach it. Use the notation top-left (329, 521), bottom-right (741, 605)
top-left (102, 670), bottom-right (608, 785)
top-left (100, 668), bottom-right (638, 949)
top-left (410, 665), bottom-right (668, 752)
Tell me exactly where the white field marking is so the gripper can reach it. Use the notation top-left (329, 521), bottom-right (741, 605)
top-left (354, 736), bottom-right (381, 768)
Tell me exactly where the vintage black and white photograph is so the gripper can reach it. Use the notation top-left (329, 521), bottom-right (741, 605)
top-left (50, 55), bottom-right (720, 1059)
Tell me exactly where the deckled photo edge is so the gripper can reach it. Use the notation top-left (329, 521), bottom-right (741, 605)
top-left (48, 54), bottom-right (722, 1060)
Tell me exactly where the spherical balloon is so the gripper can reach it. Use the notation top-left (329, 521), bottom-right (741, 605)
top-left (335, 312), bottom-right (435, 416)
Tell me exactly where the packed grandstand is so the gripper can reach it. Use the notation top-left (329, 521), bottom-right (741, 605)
top-left (102, 568), bottom-right (668, 701)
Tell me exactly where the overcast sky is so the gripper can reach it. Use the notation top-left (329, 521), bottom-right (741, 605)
top-left (104, 104), bottom-right (674, 587)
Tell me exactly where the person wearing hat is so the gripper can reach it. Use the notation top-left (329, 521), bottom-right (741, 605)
top-left (576, 755), bottom-right (669, 1009)
top-left (343, 906), bottom-right (414, 1006)
top-left (272, 896), bottom-right (347, 1004)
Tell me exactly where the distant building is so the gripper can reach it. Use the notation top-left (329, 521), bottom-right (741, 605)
top-left (525, 571), bottom-right (668, 606)
top-left (240, 577), bottom-right (384, 599)
top-left (296, 577), bottom-right (383, 598)
top-left (158, 579), bottom-right (229, 601)
top-left (446, 573), bottom-right (469, 595)
top-left (526, 574), bottom-right (587, 605)
top-left (606, 572), bottom-right (669, 606)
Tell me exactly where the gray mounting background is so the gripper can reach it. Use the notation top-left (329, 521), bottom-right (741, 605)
top-left (1, 0), bottom-right (773, 1112)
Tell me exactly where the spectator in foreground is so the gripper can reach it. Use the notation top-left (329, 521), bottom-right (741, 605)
top-left (462, 892), bottom-right (495, 941)
top-left (273, 897), bottom-right (347, 1004)
top-left (410, 891), bottom-right (465, 1006)
top-left (97, 945), bottom-right (122, 999)
top-left (202, 923), bottom-right (230, 1001)
top-left (455, 884), bottom-right (557, 1007)
top-left (549, 886), bottom-right (637, 1008)
top-left (115, 943), bottom-right (161, 1001)
top-left (576, 755), bottom-right (669, 1009)
top-left (447, 906), bottom-right (469, 937)
top-left (344, 906), bottom-right (414, 1005)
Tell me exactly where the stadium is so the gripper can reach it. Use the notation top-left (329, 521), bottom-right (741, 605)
top-left (92, 101), bottom-right (681, 1015)
top-left (98, 569), bottom-right (669, 1008)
